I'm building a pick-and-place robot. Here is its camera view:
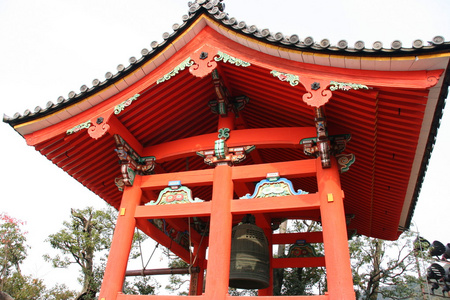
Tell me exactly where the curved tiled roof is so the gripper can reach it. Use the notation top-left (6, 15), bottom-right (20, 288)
top-left (3, 0), bottom-right (450, 126)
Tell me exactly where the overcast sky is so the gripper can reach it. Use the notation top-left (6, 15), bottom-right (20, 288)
top-left (1, 0), bottom-right (449, 292)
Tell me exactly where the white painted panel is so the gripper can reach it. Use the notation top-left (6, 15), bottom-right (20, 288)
top-left (390, 58), bottom-right (415, 71)
top-left (114, 79), bottom-right (129, 92)
top-left (301, 52), bottom-right (315, 64)
top-left (192, 18), bottom-right (207, 35)
top-left (278, 49), bottom-right (290, 60)
top-left (313, 54), bottom-right (330, 67)
top-left (98, 85), bottom-right (120, 101)
top-left (75, 99), bottom-right (94, 112)
top-left (373, 58), bottom-right (391, 71)
top-left (235, 35), bottom-right (250, 48)
top-left (360, 58), bottom-right (376, 70)
top-left (329, 56), bottom-right (346, 68)
top-left (132, 68), bottom-right (147, 82)
top-left (263, 45), bottom-right (281, 58)
top-left (172, 36), bottom-right (187, 52)
top-left (85, 94), bottom-right (104, 107)
top-left (162, 44), bottom-right (176, 61)
top-left (409, 56), bottom-right (449, 71)
top-left (246, 39), bottom-right (261, 52)
top-left (344, 57), bottom-right (361, 69)
top-left (287, 51), bottom-right (304, 63)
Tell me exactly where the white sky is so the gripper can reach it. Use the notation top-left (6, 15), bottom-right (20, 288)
top-left (0, 0), bottom-right (449, 292)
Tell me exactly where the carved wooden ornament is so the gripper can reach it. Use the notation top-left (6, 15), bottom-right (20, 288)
top-left (241, 176), bottom-right (308, 199)
top-left (189, 45), bottom-right (218, 78)
top-left (146, 181), bottom-right (204, 205)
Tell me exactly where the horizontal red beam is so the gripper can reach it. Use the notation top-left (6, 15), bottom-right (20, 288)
top-left (140, 169), bottom-right (214, 190)
top-left (272, 231), bottom-right (323, 244)
top-left (135, 202), bottom-right (212, 219)
top-left (140, 159), bottom-right (316, 191)
top-left (135, 194), bottom-right (319, 220)
top-left (142, 127), bottom-right (316, 162)
top-left (231, 194), bottom-right (320, 215)
top-left (272, 256), bottom-right (326, 268)
top-left (228, 296), bottom-right (328, 300)
top-left (231, 159), bottom-right (316, 182)
top-left (118, 296), bottom-right (328, 300)
top-left (117, 295), bottom-right (204, 300)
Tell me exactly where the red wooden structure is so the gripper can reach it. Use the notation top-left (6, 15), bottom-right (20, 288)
top-left (4, 1), bottom-right (450, 299)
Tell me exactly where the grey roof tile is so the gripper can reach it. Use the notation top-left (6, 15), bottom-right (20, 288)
top-left (4, 0), bottom-right (449, 125)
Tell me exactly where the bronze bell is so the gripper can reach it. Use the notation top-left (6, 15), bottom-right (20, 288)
top-left (229, 214), bottom-right (270, 289)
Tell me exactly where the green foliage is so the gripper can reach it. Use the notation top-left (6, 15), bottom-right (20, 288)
top-left (45, 206), bottom-right (150, 298)
top-left (165, 257), bottom-right (190, 295)
top-left (350, 231), bottom-right (425, 299)
top-left (273, 220), bottom-right (326, 296)
top-left (0, 213), bottom-right (28, 288)
top-left (42, 284), bottom-right (76, 300)
top-left (123, 276), bottom-right (158, 295)
top-left (1, 272), bottom-right (45, 300)
top-left (44, 207), bottom-right (117, 298)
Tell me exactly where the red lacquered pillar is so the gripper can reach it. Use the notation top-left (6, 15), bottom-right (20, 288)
top-left (98, 176), bottom-right (142, 300)
top-left (204, 163), bottom-right (233, 300)
top-left (316, 157), bottom-right (355, 299)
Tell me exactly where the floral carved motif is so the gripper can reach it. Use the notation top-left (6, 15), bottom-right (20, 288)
top-left (329, 81), bottom-right (369, 91)
top-left (288, 241), bottom-right (321, 258)
top-left (66, 120), bottom-right (92, 135)
top-left (114, 94), bottom-right (141, 115)
top-left (270, 70), bottom-right (299, 86)
top-left (214, 51), bottom-right (251, 67)
top-left (240, 177), bottom-right (308, 199)
top-left (157, 57), bottom-right (194, 84)
top-left (147, 182), bottom-right (204, 205)
top-left (218, 128), bottom-right (230, 140)
top-left (336, 153), bottom-right (356, 173)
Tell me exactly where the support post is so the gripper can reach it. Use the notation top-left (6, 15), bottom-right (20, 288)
top-left (98, 176), bottom-right (142, 300)
top-left (204, 164), bottom-right (233, 300)
top-left (190, 242), bottom-right (207, 295)
top-left (316, 157), bottom-right (355, 299)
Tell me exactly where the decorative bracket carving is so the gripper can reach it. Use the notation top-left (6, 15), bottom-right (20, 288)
top-left (301, 78), bottom-right (332, 108)
top-left (240, 173), bottom-right (308, 199)
top-left (146, 181), bottom-right (204, 205)
top-left (208, 70), bottom-right (249, 117)
top-left (300, 134), bottom-right (351, 168)
top-left (88, 116), bottom-right (111, 140)
top-left (336, 153), bottom-right (356, 173)
top-left (197, 138), bottom-right (254, 167)
top-left (67, 94), bottom-right (141, 140)
top-left (218, 127), bottom-right (230, 140)
top-left (189, 45), bottom-right (218, 78)
top-left (114, 134), bottom-right (155, 187)
top-left (287, 240), bottom-right (321, 258)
